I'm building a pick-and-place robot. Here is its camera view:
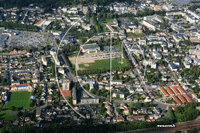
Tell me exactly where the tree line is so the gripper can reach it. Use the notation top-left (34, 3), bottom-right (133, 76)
top-left (169, 102), bottom-right (200, 123)
top-left (0, 117), bottom-right (172, 133)
top-left (0, 22), bottom-right (39, 32)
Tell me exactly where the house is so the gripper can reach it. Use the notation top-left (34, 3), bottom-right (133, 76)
top-left (24, 117), bottom-right (31, 122)
top-left (132, 109), bottom-right (138, 115)
top-left (124, 108), bottom-right (129, 115)
top-left (86, 114), bottom-right (90, 119)
top-left (110, 80), bottom-right (122, 85)
top-left (105, 117), bottom-right (111, 123)
top-left (120, 103), bottom-right (127, 109)
top-left (117, 117), bottom-right (125, 122)
top-left (126, 115), bottom-right (146, 121)
top-left (138, 108), bottom-right (147, 114)
top-left (112, 92), bottom-right (125, 98)
top-left (48, 98), bottom-right (52, 102)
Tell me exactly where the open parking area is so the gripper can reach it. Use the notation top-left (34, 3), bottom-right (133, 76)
top-left (9, 31), bottom-right (47, 48)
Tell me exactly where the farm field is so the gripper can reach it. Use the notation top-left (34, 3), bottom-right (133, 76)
top-left (6, 91), bottom-right (31, 109)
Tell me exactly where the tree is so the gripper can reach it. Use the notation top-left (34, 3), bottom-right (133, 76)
top-left (116, 108), bottom-right (121, 114)
top-left (11, 106), bottom-right (16, 111)
top-left (187, 128), bottom-right (198, 133)
top-left (90, 88), bottom-right (96, 94)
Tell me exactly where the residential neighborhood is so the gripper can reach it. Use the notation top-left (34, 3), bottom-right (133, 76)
top-left (0, 0), bottom-right (200, 133)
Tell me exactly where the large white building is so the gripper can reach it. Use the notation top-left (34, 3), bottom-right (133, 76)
top-left (80, 43), bottom-right (101, 54)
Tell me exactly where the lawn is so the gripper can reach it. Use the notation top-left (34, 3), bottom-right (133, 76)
top-left (79, 58), bottom-right (129, 70)
top-left (7, 91), bottom-right (31, 109)
top-left (0, 110), bottom-right (17, 120)
top-left (99, 18), bottom-right (113, 24)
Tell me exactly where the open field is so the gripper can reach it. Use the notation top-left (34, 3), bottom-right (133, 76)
top-left (7, 91), bottom-right (31, 109)
top-left (79, 58), bottom-right (129, 70)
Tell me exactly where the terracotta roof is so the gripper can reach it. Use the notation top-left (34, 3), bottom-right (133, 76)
top-left (60, 88), bottom-right (71, 97)
top-left (35, 20), bottom-right (44, 25)
top-left (171, 86), bottom-right (180, 95)
top-left (160, 87), bottom-right (169, 96)
top-left (124, 108), bottom-right (129, 111)
top-left (172, 95), bottom-right (181, 104)
top-left (165, 86), bottom-right (174, 95)
top-left (106, 23), bottom-right (115, 32)
top-left (172, 86), bottom-right (185, 94)
top-left (154, 6), bottom-right (162, 10)
top-left (184, 94), bottom-right (193, 102)
top-left (178, 95), bottom-right (187, 103)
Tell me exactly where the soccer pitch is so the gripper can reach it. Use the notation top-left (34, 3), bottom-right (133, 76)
top-left (7, 91), bottom-right (31, 109)
top-left (79, 58), bottom-right (129, 70)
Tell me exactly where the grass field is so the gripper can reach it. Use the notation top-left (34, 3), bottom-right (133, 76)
top-left (79, 58), bottom-right (129, 70)
top-left (7, 91), bottom-right (31, 109)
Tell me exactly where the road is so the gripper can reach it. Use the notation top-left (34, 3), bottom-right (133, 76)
top-left (47, 33), bottom-right (75, 81)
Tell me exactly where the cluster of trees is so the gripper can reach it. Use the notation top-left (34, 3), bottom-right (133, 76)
top-left (0, 115), bottom-right (173, 133)
top-left (46, 20), bottom-right (63, 31)
top-left (0, 22), bottom-right (39, 31)
top-left (189, 5), bottom-right (200, 11)
top-left (92, 13), bottom-right (102, 33)
top-left (174, 15), bottom-right (182, 19)
top-left (1, 0), bottom-right (139, 9)
top-left (70, 26), bottom-right (96, 43)
top-left (0, 76), bottom-right (9, 86)
top-left (183, 67), bottom-right (200, 84)
top-left (128, 102), bottom-right (154, 110)
top-left (191, 87), bottom-right (200, 94)
top-left (157, 59), bottom-right (168, 67)
top-left (77, 66), bottom-right (132, 76)
top-left (136, 9), bottom-right (166, 17)
top-left (169, 102), bottom-right (200, 123)
top-left (145, 72), bottom-right (162, 84)
top-left (10, 106), bottom-right (23, 111)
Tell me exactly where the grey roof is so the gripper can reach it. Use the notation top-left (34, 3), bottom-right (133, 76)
top-left (184, 61), bottom-right (190, 65)
top-left (169, 63), bottom-right (177, 69)
top-left (72, 87), bottom-right (76, 100)
top-left (81, 43), bottom-right (100, 50)
top-left (194, 58), bottom-right (200, 63)
top-left (172, 0), bottom-right (190, 5)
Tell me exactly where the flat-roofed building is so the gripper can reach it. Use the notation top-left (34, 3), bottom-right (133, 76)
top-left (183, 61), bottom-right (190, 68)
top-left (80, 43), bottom-right (100, 54)
top-left (72, 87), bottom-right (77, 105)
top-left (169, 63), bottom-right (178, 71)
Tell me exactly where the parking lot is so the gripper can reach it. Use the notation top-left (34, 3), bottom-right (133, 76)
top-left (9, 31), bottom-right (47, 48)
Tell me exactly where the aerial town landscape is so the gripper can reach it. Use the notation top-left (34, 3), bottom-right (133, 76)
top-left (0, 0), bottom-right (200, 132)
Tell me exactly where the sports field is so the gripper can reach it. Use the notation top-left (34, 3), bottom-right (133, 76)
top-left (7, 91), bottom-right (31, 109)
top-left (79, 58), bottom-right (129, 70)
